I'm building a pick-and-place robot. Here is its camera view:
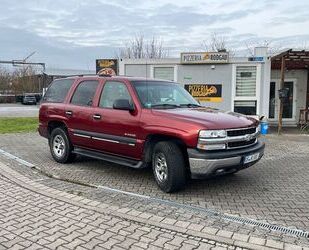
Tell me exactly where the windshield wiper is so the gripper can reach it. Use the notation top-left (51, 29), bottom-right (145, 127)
top-left (151, 104), bottom-right (181, 109)
top-left (179, 103), bottom-right (201, 108)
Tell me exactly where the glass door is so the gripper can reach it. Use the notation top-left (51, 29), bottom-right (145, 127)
top-left (268, 81), bottom-right (295, 120)
top-left (269, 82), bottom-right (276, 119)
top-left (282, 82), bottom-right (294, 119)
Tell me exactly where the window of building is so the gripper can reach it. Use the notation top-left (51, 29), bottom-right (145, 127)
top-left (236, 66), bottom-right (256, 97)
top-left (234, 100), bottom-right (257, 115)
top-left (43, 79), bottom-right (74, 103)
top-left (153, 67), bottom-right (175, 81)
top-left (234, 66), bottom-right (258, 115)
top-left (99, 81), bottom-right (132, 108)
top-left (70, 81), bottom-right (99, 106)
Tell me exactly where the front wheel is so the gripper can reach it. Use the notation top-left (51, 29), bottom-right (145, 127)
top-left (49, 127), bottom-right (75, 163)
top-left (152, 141), bottom-right (187, 193)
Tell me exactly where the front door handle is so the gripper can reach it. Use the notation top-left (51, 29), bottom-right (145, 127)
top-left (93, 114), bottom-right (101, 120)
top-left (65, 110), bottom-right (73, 116)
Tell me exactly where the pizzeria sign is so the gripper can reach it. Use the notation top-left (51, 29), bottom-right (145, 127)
top-left (185, 84), bottom-right (222, 102)
top-left (181, 52), bottom-right (228, 64)
top-left (96, 59), bottom-right (118, 75)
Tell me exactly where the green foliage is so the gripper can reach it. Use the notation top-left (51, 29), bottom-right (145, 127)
top-left (0, 117), bottom-right (38, 134)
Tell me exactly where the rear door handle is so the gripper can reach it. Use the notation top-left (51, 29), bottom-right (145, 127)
top-left (65, 110), bottom-right (73, 116)
top-left (93, 114), bottom-right (101, 120)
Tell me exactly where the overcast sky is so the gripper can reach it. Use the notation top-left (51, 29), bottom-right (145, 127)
top-left (0, 0), bottom-right (308, 70)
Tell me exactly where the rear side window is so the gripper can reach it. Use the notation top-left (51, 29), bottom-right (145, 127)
top-left (71, 80), bottom-right (99, 106)
top-left (43, 79), bottom-right (74, 103)
top-left (99, 81), bottom-right (131, 108)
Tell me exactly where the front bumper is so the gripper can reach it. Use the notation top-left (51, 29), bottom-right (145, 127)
top-left (188, 141), bottom-right (265, 179)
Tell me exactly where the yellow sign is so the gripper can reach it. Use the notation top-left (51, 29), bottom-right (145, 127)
top-left (99, 60), bottom-right (115, 68)
top-left (184, 84), bottom-right (222, 102)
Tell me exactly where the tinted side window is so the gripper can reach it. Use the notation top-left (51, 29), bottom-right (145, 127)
top-left (71, 81), bottom-right (99, 106)
top-left (99, 81), bottom-right (131, 108)
top-left (43, 79), bottom-right (74, 103)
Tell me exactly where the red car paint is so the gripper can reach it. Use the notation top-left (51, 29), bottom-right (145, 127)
top-left (39, 76), bottom-right (259, 161)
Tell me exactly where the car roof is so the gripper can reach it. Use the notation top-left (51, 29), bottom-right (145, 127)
top-left (59, 75), bottom-right (174, 83)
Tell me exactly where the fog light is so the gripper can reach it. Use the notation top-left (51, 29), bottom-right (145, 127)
top-left (197, 143), bottom-right (226, 150)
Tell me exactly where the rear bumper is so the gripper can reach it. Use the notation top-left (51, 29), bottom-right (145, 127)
top-left (188, 141), bottom-right (265, 179)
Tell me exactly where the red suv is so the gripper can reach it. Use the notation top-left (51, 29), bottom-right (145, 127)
top-left (39, 76), bottom-right (265, 192)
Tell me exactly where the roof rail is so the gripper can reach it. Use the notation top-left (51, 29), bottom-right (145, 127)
top-left (61, 74), bottom-right (113, 78)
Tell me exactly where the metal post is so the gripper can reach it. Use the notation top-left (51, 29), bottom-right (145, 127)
top-left (278, 56), bottom-right (285, 135)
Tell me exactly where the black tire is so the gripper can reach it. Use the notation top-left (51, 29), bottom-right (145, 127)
top-left (49, 127), bottom-right (75, 163)
top-left (152, 141), bottom-right (187, 193)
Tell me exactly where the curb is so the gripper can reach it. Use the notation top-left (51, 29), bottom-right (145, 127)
top-left (1, 162), bottom-right (305, 250)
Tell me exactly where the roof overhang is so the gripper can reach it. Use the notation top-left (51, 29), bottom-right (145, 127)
top-left (271, 49), bottom-right (309, 70)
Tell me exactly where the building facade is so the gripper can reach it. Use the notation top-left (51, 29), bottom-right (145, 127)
top-left (118, 48), bottom-right (308, 127)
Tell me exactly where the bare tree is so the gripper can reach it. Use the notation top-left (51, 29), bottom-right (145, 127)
top-left (202, 33), bottom-right (235, 57)
top-left (202, 33), bottom-right (227, 52)
top-left (245, 39), bottom-right (283, 56)
top-left (117, 35), bottom-right (168, 59)
top-left (0, 67), bottom-right (12, 93)
top-left (11, 66), bottom-right (37, 94)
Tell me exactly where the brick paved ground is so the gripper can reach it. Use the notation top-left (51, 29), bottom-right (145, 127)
top-left (0, 133), bottom-right (309, 248)
top-left (1, 159), bottom-right (307, 250)
top-left (0, 174), bottom-right (222, 249)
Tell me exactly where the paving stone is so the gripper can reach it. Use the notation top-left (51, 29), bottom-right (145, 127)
top-left (232, 233), bottom-right (249, 242)
top-left (266, 239), bottom-right (284, 249)
top-left (1, 133), bottom-right (309, 249)
top-left (249, 236), bottom-right (266, 245)
top-left (162, 217), bottom-right (177, 225)
top-left (284, 243), bottom-right (302, 250)
top-left (174, 220), bottom-right (191, 228)
top-left (201, 227), bottom-right (219, 235)
top-left (216, 230), bottom-right (233, 239)
top-left (187, 223), bottom-right (204, 232)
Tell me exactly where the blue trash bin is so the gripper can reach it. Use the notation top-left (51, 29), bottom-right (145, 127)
top-left (260, 121), bottom-right (269, 135)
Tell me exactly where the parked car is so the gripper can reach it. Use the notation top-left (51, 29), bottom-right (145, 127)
top-left (22, 94), bottom-right (37, 105)
top-left (39, 76), bottom-right (265, 192)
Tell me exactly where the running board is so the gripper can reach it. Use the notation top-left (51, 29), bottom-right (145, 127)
top-left (73, 147), bottom-right (143, 169)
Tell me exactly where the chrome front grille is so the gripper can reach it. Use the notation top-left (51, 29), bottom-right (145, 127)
top-left (227, 138), bottom-right (257, 149)
top-left (198, 126), bottom-right (259, 150)
top-left (227, 127), bottom-right (256, 137)
top-left (225, 127), bottom-right (258, 149)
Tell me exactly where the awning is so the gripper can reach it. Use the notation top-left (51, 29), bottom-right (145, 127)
top-left (271, 49), bottom-right (309, 70)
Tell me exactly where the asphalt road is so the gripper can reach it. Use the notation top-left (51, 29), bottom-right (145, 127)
top-left (0, 103), bottom-right (39, 117)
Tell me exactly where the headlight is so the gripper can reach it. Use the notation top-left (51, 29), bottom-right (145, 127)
top-left (199, 130), bottom-right (227, 138)
top-left (197, 130), bottom-right (227, 150)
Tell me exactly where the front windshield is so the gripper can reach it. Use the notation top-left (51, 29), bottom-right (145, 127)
top-left (131, 81), bottom-right (200, 109)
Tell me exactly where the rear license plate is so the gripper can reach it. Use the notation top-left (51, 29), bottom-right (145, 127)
top-left (244, 153), bottom-right (260, 164)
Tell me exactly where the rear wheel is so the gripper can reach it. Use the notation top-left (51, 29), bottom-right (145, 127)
top-left (49, 127), bottom-right (75, 163)
top-left (152, 141), bottom-right (187, 193)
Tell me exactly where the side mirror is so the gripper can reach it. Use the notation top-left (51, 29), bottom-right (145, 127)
top-left (113, 99), bottom-right (135, 111)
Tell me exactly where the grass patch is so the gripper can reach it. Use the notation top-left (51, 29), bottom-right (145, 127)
top-left (0, 117), bottom-right (38, 134)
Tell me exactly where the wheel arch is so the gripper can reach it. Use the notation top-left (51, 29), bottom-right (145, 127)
top-left (47, 120), bottom-right (68, 138)
top-left (142, 134), bottom-right (189, 166)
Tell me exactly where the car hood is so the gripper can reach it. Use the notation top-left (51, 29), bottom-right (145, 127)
top-left (151, 107), bottom-right (258, 129)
